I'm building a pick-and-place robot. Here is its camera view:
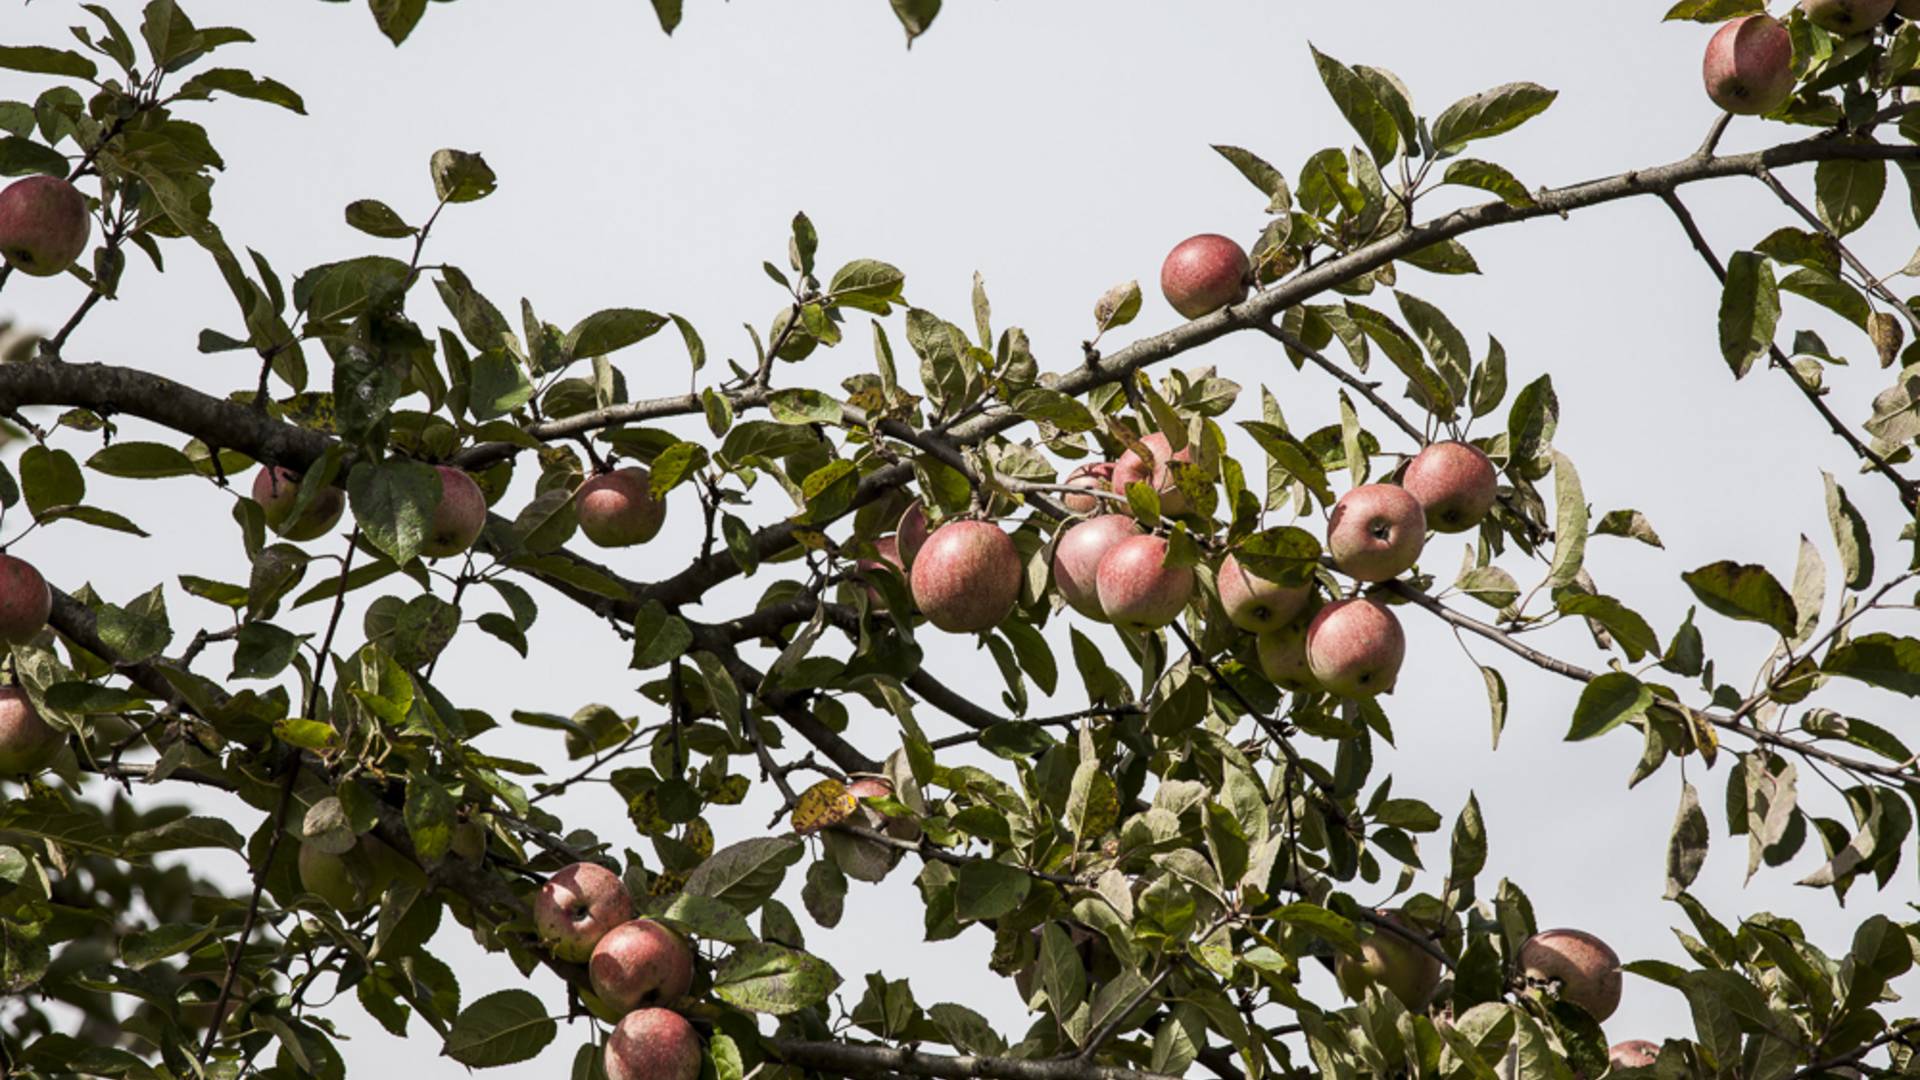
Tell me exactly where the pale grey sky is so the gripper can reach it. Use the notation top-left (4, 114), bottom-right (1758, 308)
top-left (3, 1), bottom-right (1917, 1075)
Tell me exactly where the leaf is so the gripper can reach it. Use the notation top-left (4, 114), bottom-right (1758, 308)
top-left (1442, 159), bottom-right (1536, 208)
top-left (1682, 561), bottom-right (1798, 640)
top-left (344, 199), bottom-right (413, 239)
top-left (953, 860), bottom-right (1030, 921)
top-left (1449, 793), bottom-right (1487, 886)
top-left (1309, 47), bottom-right (1399, 165)
top-left (1718, 251), bottom-right (1779, 379)
top-left (711, 943), bottom-right (842, 1015)
top-left (648, 0), bottom-right (683, 33)
top-left (468, 350), bottom-right (534, 420)
top-left (1594, 509), bottom-right (1663, 548)
top-left (1565, 672), bottom-right (1653, 741)
top-left (827, 259), bottom-right (906, 314)
top-left (1430, 82), bottom-right (1558, 154)
top-left (124, 816), bottom-right (245, 856)
top-left (442, 989), bottom-right (555, 1068)
top-left (790, 779), bottom-right (858, 835)
top-left (1815, 157), bottom-right (1886, 237)
top-left (889, 0), bottom-right (941, 45)
top-left (1823, 633), bottom-right (1920, 696)
top-left (1665, 782), bottom-right (1709, 899)
top-left (177, 68), bottom-right (306, 113)
top-left (566, 308), bottom-right (667, 361)
top-left (347, 458), bottom-right (442, 566)
top-left (1823, 473), bottom-right (1873, 591)
top-left (429, 148), bottom-right (497, 204)
top-left (1546, 452), bottom-right (1587, 588)
top-left (86, 442), bottom-right (196, 479)
top-left (684, 836), bottom-right (803, 912)
top-left (20, 446), bottom-right (83, 520)
top-left (1095, 280), bottom-right (1142, 331)
top-left (657, 892), bottom-right (756, 944)
top-left (0, 46), bottom-right (98, 79)
top-left (1556, 593), bottom-right (1660, 663)
top-left (768, 388), bottom-right (842, 426)
top-left (1212, 145), bottom-right (1291, 212)
top-left (121, 923), bottom-right (215, 971)
top-left (1663, 0), bottom-right (1764, 20)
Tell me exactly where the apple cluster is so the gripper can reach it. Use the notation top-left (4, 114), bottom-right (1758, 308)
top-left (532, 862), bottom-right (703, 1080)
top-left (1701, 2), bottom-right (1920, 117)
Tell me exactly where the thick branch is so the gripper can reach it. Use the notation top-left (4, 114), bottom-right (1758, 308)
top-left (768, 1038), bottom-right (1181, 1080)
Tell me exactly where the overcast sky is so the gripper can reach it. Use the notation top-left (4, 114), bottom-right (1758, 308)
top-left (4, 0), bottom-right (1919, 1074)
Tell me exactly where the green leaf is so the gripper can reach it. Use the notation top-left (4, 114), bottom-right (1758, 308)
top-left (347, 458), bottom-right (442, 566)
top-left (1665, 781), bottom-right (1709, 899)
top-left (1233, 526), bottom-right (1322, 586)
top-left (468, 350), bottom-right (534, 420)
top-left (177, 68), bottom-right (305, 113)
top-left (0, 136), bottom-right (68, 178)
top-left (566, 308), bottom-right (667, 361)
top-left (827, 259), bottom-right (906, 314)
top-left (121, 923), bottom-right (215, 971)
top-left (343, 198), bottom-right (413, 239)
top-left (1309, 46), bottom-right (1398, 165)
top-left (1556, 593), bottom-right (1659, 663)
top-left (1593, 509), bottom-right (1663, 549)
top-left (1823, 633), bottom-right (1920, 696)
top-left (649, 0), bottom-right (683, 33)
top-left (1449, 793), bottom-right (1487, 886)
top-left (1718, 251), bottom-right (1778, 379)
top-left (39, 505), bottom-right (148, 537)
top-left (1815, 157), bottom-right (1886, 237)
top-left (1663, 0), bottom-right (1764, 21)
top-left (406, 773), bottom-right (456, 862)
top-left (1546, 452), bottom-right (1586, 588)
top-left (0, 46), bottom-right (98, 79)
top-left (20, 445), bottom-right (83, 520)
top-left (230, 621), bottom-right (301, 679)
top-left (1779, 267), bottom-right (1871, 330)
top-left (711, 943), bottom-right (842, 1015)
top-left (429, 148), bottom-right (497, 204)
top-left (1823, 473), bottom-right (1873, 591)
top-left (86, 442), bottom-right (196, 479)
top-left (1095, 280), bottom-right (1142, 331)
top-left (953, 860), bottom-right (1030, 921)
top-left (442, 989), bottom-right (555, 1068)
top-left (1430, 82), bottom-right (1558, 154)
top-left (1681, 561), bottom-right (1798, 640)
top-left (1565, 672), bottom-right (1652, 741)
top-left (658, 892), bottom-right (756, 944)
top-left (1013, 388), bottom-right (1097, 434)
top-left (1441, 159), bottom-right (1536, 208)
top-left (684, 836), bottom-right (804, 912)
top-left (768, 388), bottom-right (842, 425)
top-left (888, 0), bottom-right (940, 46)
top-left (125, 815), bottom-right (245, 856)
top-left (1212, 145), bottom-right (1291, 212)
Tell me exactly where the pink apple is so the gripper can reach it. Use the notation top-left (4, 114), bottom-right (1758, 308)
top-left (0, 176), bottom-right (90, 277)
top-left (1051, 514), bottom-right (1142, 620)
top-left (252, 466), bottom-right (346, 542)
top-left (1111, 432), bottom-right (1195, 516)
top-left (0, 686), bottom-right (60, 775)
top-left (589, 918), bottom-right (693, 1011)
top-left (534, 861), bottom-right (633, 963)
top-left (1519, 928), bottom-right (1622, 1021)
top-left (1096, 533), bottom-right (1194, 632)
top-left (422, 465), bottom-right (486, 558)
top-left (1609, 1041), bottom-right (1661, 1069)
top-left (577, 466), bottom-right (666, 547)
top-left (1400, 442), bottom-right (1497, 534)
top-left (1161, 233), bottom-right (1250, 319)
top-left (1217, 552), bottom-right (1311, 632)
top-left (604, 1007), bottom-right (702, 1080)
top-left (909, 520), bottom-right (1021, 633)
top-left (1703, 15), bottom-right (1795, 115)
top-left (1327, 484), bottom-right (1426, 581)
top-left (857, 535), bottom-right (906, 611)
top-left (1061, 461), bottom-right (1115, 514)
top-left (0, 554), bottom-right (51, 644)
top-left (1305, 598), bottom-right (1405, 697)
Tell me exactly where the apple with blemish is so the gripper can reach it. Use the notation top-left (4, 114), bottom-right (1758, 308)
top-left (1218, 552), bottom-right (1311, 632)
top-left (1609, 1041), bottom-right (1661, 1069)
top-left (534, 861), bottom-right (633, 962)
top-left (1096, 533), bottom-right (1194, 632)
top-left (910, 520), bottom-right (1022, 633)
top-left (1518, 928), bottom-right (1622, 1021)
top-left (1111, 432), bottom-right (1194, 516)
top-left (0, 554), bottom-right (51, 644)
top-left (1305, 598), bottom-right (1405, 697)
top-left (577, 466), bottom-right (666, 547)
top-left (1052, 514), bottom-right (1142, 620)
top-left (0, 686), bottom-right (61, 775)
top-left (422, 465), bottom-right (487, 558)
top-left (1703, 15), bottom-right (1795, 115)
top-left (1327, 483), bottom-right (1426, 581)
top-left (604, 1007), bottom-right (703, 1080)
top-left (0, 175), bottom-right (90, 277)
top-left (1161, 233), bottom-right (1250, 319)
top-left (252, 466), bottom-right (346, 542)
top-left (589, 918), bottom-right (694, 1011)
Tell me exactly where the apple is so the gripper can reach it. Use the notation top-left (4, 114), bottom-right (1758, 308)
top-left (897, 501), bottom-right (931, 566)
top-left (534, 861), bottom-right (634, 963)
top-left (589, 918), bottom-right (694, 1011)
top-left (1061, 461), bottom-right (1115, 514)
top-left (1802, 0), bottom-right (1896, 33)
top-left (1111, 432), bottom-right (1195, 516)
top-left (605, 1007), bottom-right (703, 1080)
top-left (1217, 553), bottom-right (1311, 632)
top-left (577, 466), bottom-right (666, 547)
top-left (1327, 483), bottom-right (1426, 581)
top-left (1703, 15), bottom-right (1795, 115)
top-left (1401, 442), bottom-right (1498, 534)
top-left (0, 686), bottom-right (61, 775)
top-left (1161, 233), bottom-right (1251, 319)
top-left (1518, 928), bottom-right (1622, 1022)
top-left (1609, 1041), bottom-right (1661, 1069)
top-left (252, 466), bottom-right (346, 542)
top-left (422, 465), bottom-right (487, 558)
top-left (1305, 598), bottom-right (1405, 697)
top-left (1051, 514), bottom-right (1142, 620)
top-left (857, 535), bottom-right (906, 611)
top-left (909, 520), bottom-right (1022, 633)
top-left (1335, 909), bottom-right (1443, 1011)
top-left (1902, 0), bottom-right (1920, 15)
top-left (297, 836), bottom-right (395, 913)
top-left (0, 554), bottom-right (51, 644)
top-left (450, 819), bottom-right (487, 862)
top-left (1096, 533), bottom-right (1195, 632)
top-left (848, 775), bottom-right (920, 842)
top-left (0, 176), bottom-right (90, 277)
top-left (1255, 616), bottom-right (1319, 692)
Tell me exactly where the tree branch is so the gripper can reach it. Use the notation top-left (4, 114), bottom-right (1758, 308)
top-left (768, 1037), bottom-right (1183, 1080)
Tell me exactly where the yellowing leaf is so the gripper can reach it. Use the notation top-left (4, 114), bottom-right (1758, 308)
top-left (791, 779), bottom-right (858, 835)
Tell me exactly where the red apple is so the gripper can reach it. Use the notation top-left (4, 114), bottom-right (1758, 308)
top-left (0, 686), bottom-right (60, 775)
top-left (897, 501), bottom-right (931, 566)
top-left (1400, 442), bottom-right (1497, 534)
top-left (857, 535), bottom-right (906, 611)
top-left (1061, 461), bottom-right (1115, 514)
top-left (1161, 234), bottom-right (1250, 319)
top-left (1305, 598), bottom-right (1404, 697)
top-left (1111, 432), bottom-right (1195, 516)
top-left (1518, 928), bottom-right (1622, 1022)
top-left (909, 520), bottom-right (1022, 633)
top-left (1801, 0), bottom-right (1896, 34)
top-left (1609, 1041), bottom-right (1661, 1069)
top-left (1217, 553), bottom-right (1311, 632)
top-left (1335, 909), bottom-right (1442, 1010)
top-left (1256, 616), bottom-right (1318, 692)
top-left (1051, 514), bottom-right (1142, 620)
top-left (422, 465), bottom-right (486, 558)
top-left (1327, 484), bottom-right (1426, 581)
top-left (1703, 15), bottom-right (1795, 115)
top-left (0, 176), bottom-right (90, 278)
top-left (0, 554), bottom-right (51, 644)
top-left (589, 918), bottom-right (693, 1011)
top-left (577, 466), bottom-right (666, 547)
top-left (604, 1007), bottom-right (702, 1080)
top-left (534, 861), bottom-right (633, 963)
top-left (1096, 533), bottom-right (1194, 632)
top-left (252, 466), bottom-right (346, 542)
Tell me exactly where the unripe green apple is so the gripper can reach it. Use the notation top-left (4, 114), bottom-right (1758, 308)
top-left (252, 466), bottom-right (346, 542)
top-left (0, 176), bottom-right (90, 277)
top-left (421, 465), bottom-right (486, 558)
top-left (1161, 233), bottom-right (1250, 319)
top-left (577, 466), bottom-right (666, 547)
top-left (1256, 616), bottom-right (1319, 691)
top-left (1335, 909), bottom-right (1443, 1010)
top-left (1801, 0), bottom-right (1897, 34)
top-left (0, 554), bottom-right (51, 644)
top-left (0, 686), bottom-right (61, 775)
top-left (1518, 927), bottom-right (1622, 1021)
top-left (908, 520), bottom-right (1021, 633)
top-left (604, 1007), bottom-right (702, 1080)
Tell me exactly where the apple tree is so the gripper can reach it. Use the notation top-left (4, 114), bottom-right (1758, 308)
top-left (0, 1), bottom-right (1919, 1078)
